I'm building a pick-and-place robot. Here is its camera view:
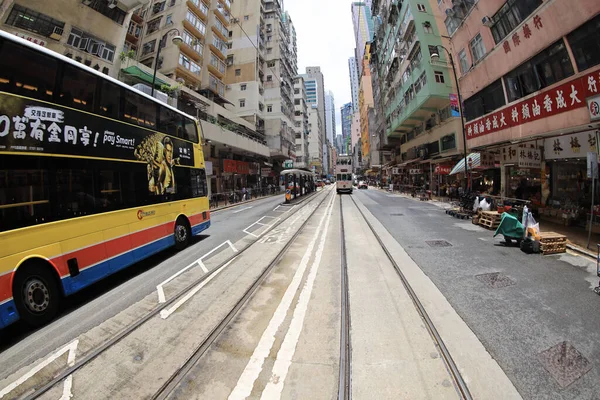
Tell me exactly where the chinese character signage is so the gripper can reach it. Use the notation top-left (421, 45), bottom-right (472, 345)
top-left (434, 165), bottom-right (452, 175)
top-left (392, 167), bottom-right (400, 175)
top-left (588, 95), bottom-right (600, 121)
top-left (0, 93), bottom-right (196, 195)
top-left (261, 167), bottom-right (272, 177)
top-left (544, 131), bottom-right (598, 160)
top-left (466, 68), bottom-right (600, 140)
top-left (13, 32), bottom-right (47, 47)
top-left (223, 159), bottom-right (237, 173)
top-left (517, 148), bottom-right (541, 168)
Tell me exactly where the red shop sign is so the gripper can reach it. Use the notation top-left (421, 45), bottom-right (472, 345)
top-left (223, 159), bottom-right (237, 173)
top-left (236, 161), bottom-right (249, 175)
top-left (466, 68), bottom-right (600, 140)
top-left (435, 165), bottom-right (452, 175)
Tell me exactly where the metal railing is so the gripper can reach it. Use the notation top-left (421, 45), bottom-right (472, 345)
top-left (209, 187), bottom-right (283, 208)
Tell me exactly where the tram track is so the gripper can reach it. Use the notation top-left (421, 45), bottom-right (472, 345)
top-left (344, 194), bottom-right (473, 400)
top-left (20, 188), bottom-right (332, 400)
top-left (338, 196), bottom-right (352, 400)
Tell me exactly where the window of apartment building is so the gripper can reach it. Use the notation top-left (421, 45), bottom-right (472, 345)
top-left (464, 79), bottom-right (505, 121)
top-left (267, 75), bottom-right (272, 81)
top-left (504, 39), bottom-right (574, 103)
top-left (84, 0), bottom-right (126, 25)
top-left (186, 10), bottom-right (206, 34)
top-left (294, 88), bottom-right (300, 94)
top-left (142, 39), bottom-right (157, 56)
top-left (179, 53), bottom-right (201, 74)
top-left (259, 103), bottom-right (264, 111)
top-left (152, 1), bottom-right (166, 15)
top-left (235, 68), bottom-right (241, 76)
top-left (444, 17), bottom-right (460, 36)
top-left (415, 71), bottom-right (427, 92)
top-left (267, 105), bottom-right (273, 112)
top-left (434, 71), bottom-right (445, 83)
top-left (267, 35), bottom-right (272, 42)
top-left (229, 30), bottom-right (233, 38)
top-left (140, 57), bottom-right (153, 68)
top-left (267, 48), bottom-right (272, 54)
top-left (241, 84), bottom-right (247, 90)
top-left (294, 99), bottom-right (300, 105)
top-left (417, 3), bottom-right (426, 12)
top-left (183, 30), bottom-right (203, 54)
top-left (5, 5), bottom-right (65, 38)
top-left (169, 0), bottom-right (177, 6)
top-left (423, 22), bottom-right (433, 34)
top-left (166, 14), bottom-right (173, 25)
top-left (491, 0), bottom-right (543, 44)
top-left (239, 99), bottom-right (245, 107)
top-left (458, 49), bottom-right (469, 74)
top-left (440, 133), bottom-right (456, 151)
top-left (267, 61), bottom-right (276, 67)
top-left (227, 43), bottom-right (232, 49)
top-left (67, 28), bottom-right (115, 62)
top-left (469, 33), bottom-right (486, 63)
top-left (244, 15), bottom-right (249, 20)
top-left (567, 14), bottom-right (600, 72)
top-left (146, 17), bottom-right (162, 34)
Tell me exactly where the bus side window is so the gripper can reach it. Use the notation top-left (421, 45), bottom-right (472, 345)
top-left (0, 39), bottom-right (57, 102)
top-left (183, 117), bottom-right (199, 143)
top-left (97, 79), bottom-right (121, 120)
top-left (158, 105), bottom-right (182, 137)
top-left (123, 91), bottom-right (157, 128)
top-left (58, 63), bottom-right (97, 112)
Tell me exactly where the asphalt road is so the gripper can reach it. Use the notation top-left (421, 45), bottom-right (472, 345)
top-left (355, 188), bottom-right (600, 400)
top-left (0, 193), bottom-right (298, 381)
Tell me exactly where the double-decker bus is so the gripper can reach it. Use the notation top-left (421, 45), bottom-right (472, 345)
top-left (0, 31), bottom-right (210, 328)
top-left (335, 156), bottom-right (353, 194)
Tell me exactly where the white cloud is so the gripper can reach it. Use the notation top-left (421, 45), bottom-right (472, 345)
top-left (285, 0), bottom-right (355, 136)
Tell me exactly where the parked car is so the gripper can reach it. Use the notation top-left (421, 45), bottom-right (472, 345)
top-left (325, 179), bottom-right (331, 185)
top-left (358, 181), bottom-right (368, 189)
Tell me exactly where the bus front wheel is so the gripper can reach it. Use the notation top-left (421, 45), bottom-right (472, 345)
top-left (174, 218), bottom-right (191, 250)
top-left (13, 263), bottom-right (60, 327)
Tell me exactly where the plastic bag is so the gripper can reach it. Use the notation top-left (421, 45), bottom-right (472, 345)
top-left (527, 223), bottom-right (541, 241)
top-left (481, 198), bottom-right (491, 211)
top-left (473, 196), bottom-right (480, 213)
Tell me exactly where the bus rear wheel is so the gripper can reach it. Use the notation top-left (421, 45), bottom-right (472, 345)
top-left (174, 218), bottom-right (191, 250)
top-left (13, 263), bottom-right (60, 327)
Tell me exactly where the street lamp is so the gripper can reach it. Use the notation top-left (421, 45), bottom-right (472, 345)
top-left (150, 28), bottom-right (184, 97)
top-left (430, 45), bottom-right (469, 192)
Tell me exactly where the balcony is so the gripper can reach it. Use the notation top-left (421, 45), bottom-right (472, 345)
top-left (207, 73), bottom-right (225, 97)
top-left (187, 0), bottom-right (209, 21)
top-left (210, 36), bottom-right (227, 59)
top-left (126, 22), bottom-right (142, 44)
top-left (215, 3), bottom-right (231, 25)
top-left (212, 17), bottom-right (229, 41)
top-left (221, 0), bottom-right (231, 12)
top-left (180, 40), bottom-right (202, 62)
top-left (208, 52), bottom-right (226, 77)
top-left (131, 9), bottom-right (144, 24)
top-left (183, 18), bottom-right (206, 40)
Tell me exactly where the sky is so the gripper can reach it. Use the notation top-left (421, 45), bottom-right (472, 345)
top-left (284, 0), bottom-right (356, 138)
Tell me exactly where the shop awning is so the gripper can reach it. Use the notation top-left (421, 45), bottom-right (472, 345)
top-left (449, 153), bottom-right (480, 175)
top-left (121, 66), bottom-right (167, 87)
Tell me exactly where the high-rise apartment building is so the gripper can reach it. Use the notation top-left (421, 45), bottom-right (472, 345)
top-left (442, 0), bottom-right (600, 199)
top-left (307, 105), bottom-right (323, 175)
top-left (325, 90), bottom-right (336, 144)
top-left (369, 0), bottom-right (463, 190)
top-left (293, 75), bottom-right (309, 168)
top-left (351, 1), bottom-right (374, 77)
top-left (359, 56), bottom-right (374, 168)
top-left (348, 57), bottom-right (360, 112)
top-left (302, 66), bottom-right (326, 139)
top-left (136, 0), bottom-right (230, 103)
top-left (227, 0), bottom-right (297, 165)
top-left (340, 102), bottom-right (353, 154)
top-left (0, 0), bottom-right (147, 78)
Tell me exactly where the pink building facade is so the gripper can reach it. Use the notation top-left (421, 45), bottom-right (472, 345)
top-left (438, 0), bottom-right (600, 206)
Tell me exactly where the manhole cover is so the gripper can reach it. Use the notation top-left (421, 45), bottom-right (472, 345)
top-left (425, 240), bottom-right (452, 248)
top-left (475, 272), bottom-right (515, 288)
top-left (390, 213), bottom-right (404, 216)
top-left (538, 341), bottom-right (592, 388)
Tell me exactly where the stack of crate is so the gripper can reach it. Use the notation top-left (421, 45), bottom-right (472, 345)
top-left (539, 232), bottom-right (567, 255)
top-left (478, 211), bottom-right (503, 230)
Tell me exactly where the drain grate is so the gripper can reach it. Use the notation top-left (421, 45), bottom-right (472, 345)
top-left (425, 240), bottom-right (452, 248)
top-left (475, 272), bottom-right (515, 288)
top-left (390, 213), bottom-right (404, 216)
top-left (538, 341), bottom-right (592, 388)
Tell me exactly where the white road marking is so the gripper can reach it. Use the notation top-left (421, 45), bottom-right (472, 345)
top-left (160, 257), bottom-right (237, 319)
top-left (59, 343), bottom-right (78, 400)
top-left (258, 208), bottom-right (308, 244)
top-left (228, 192), bottom-right (336, 400)
top-left (243, 216), bottom-right (281, 238)
top-left (233, 206), bottom-right (254, 214)
top-left (260, 188), bottom-right (335, 399)
top-left (156, 240), bottom-right (238, 303)
top-left (273, 205), bottom-right (296, 213)
top-left (0, 340), bottom-right (78, 399)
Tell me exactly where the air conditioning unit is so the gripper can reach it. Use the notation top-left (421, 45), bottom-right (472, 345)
top-left (482, 16), bottom-right (493, 27)
top-left (107, 0), bottom-right (118, 9)
top-left (49, 26), bottom-right (63, 40)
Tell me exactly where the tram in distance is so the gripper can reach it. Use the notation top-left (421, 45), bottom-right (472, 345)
top-left (335, 156), bottom-right (353, 194)
top-left (0, 31), bottom-right (211, 329)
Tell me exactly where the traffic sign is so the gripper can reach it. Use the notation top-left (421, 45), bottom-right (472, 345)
top-left (283, 159), bottom-right (294, 169)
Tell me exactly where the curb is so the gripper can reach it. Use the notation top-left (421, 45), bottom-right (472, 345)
top-left (566, 244), bottom-right (597, 260)
top-left (210, 192), bottom-right (282, 213)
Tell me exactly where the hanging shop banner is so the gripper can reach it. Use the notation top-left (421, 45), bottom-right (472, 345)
top-left (409, 168), bottom-right (422, 175)
top-left (479, 152), bottom-right (496, 169)
top-left (517, 148), bottom-right (542, 168)
top-left (205, 161), bottom-right (213, 176)
top-left (249, 162), bottom-right (260, 175)
top-left (435, 165), bottom-right (452, 175)
top-left (223, 159), bottom-right (237, 173)
top-left (588, 95), bottom-right (600, 121)
top-left (261, 167), bottom-right (272, 177)
top-left (392, 167), bottom-right (400, 175)
top-left (466, 67), bottom-right (600, 140)
top-left (449, 94), bottom-right (460, 117)
top-left (544, 131), bottom-right (598, 160)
